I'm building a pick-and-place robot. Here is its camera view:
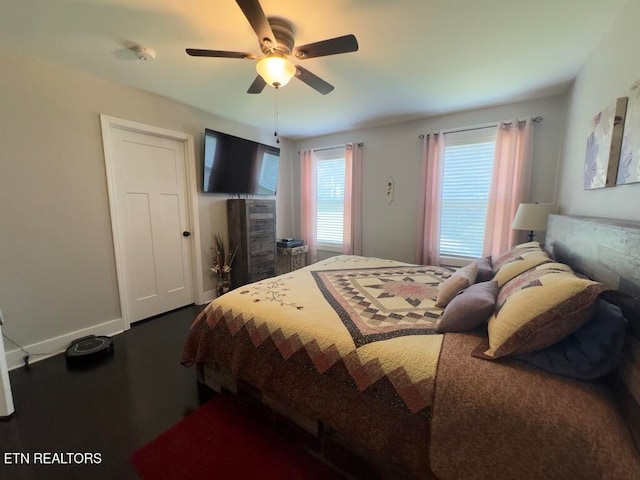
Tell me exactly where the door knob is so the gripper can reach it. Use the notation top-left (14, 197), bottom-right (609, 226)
top-left (183, 231), bottom-right (191, 237)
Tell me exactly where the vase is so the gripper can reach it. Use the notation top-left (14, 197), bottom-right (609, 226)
top-left (216, 275), bottom-right (230, 297)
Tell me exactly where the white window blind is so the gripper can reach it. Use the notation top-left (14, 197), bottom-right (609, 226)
top-left (316, 156), bottom-right (345, 246)
top-left (440, 131), bottom-right (496, 259)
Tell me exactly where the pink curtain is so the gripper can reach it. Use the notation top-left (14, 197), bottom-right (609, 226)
top-left (343, 143), bottom-right (363, 255)
top-left (300, 149), bottom-right (318, 264)
top-left (416, 133), bottom-right (444, 265)
top-left (483, 118), bottom-right (533, 257)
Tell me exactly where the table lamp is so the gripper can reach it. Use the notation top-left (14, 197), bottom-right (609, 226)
top-left (512, 203), bottom-right (555, 241)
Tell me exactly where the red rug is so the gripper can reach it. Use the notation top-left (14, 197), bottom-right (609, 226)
top-left (130, 395), bottom-right (343, 479)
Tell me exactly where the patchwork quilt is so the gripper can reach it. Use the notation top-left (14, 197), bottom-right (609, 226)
top-left (312, 264), bottom-right (448, 346)
top-left (182, 255), bottom-right (452, 414)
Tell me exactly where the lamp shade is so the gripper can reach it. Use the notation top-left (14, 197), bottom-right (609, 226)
top-left (512, 203), bottom-right (555, 232)
top-left (256, 54), bottom-right (296, 88)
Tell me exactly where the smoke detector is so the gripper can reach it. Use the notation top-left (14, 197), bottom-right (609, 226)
top-left (133, 46), bottom-right (156, 61)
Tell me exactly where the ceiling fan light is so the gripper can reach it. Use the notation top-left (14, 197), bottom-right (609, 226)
top-left (256, 54), bottom-right (296, 88)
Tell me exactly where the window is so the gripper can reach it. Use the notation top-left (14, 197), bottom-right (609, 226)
top-left (315, 150), bottom-right (345, 248)
top-left (439, 130), bottom-right (496, 259)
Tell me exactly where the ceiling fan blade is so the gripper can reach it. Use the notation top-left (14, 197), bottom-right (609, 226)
top-left (247, 75), bottom-right (267, 94)
top-left (293, 34), bottom-right (358, 59)
top-left (186, 48), bottom-right (256, 59)
top-left (235, 0), bottom-right (276, 48)
top-left (295, 66), bottom-right (334, 95)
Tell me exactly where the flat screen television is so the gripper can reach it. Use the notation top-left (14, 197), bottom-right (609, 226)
top-left (203, 128), bottom-right (280, 195)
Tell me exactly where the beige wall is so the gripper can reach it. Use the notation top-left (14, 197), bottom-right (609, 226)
top-left (0, 43), bottom-right (293, 367)
top-left (292, 94), bottom-right (567, 263)
top-left (558, 0), bottom-right (640, 221)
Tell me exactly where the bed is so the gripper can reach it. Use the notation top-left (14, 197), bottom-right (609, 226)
top-left (181, 215), bottom-right (640, 479)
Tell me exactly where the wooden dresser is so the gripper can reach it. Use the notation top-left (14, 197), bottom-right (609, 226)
top-left (227, 199), bottom-right (276, 288)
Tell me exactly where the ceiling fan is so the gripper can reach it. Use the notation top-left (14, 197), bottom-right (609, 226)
top-left (186, 0), bottom-right (359, 95)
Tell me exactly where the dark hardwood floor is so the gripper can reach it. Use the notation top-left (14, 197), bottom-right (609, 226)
top-left (0, 304), bottom-right (206, 480)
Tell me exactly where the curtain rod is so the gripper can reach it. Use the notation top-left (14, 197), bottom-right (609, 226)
top-left (298, 142), bottom-right (364, 154)
top-left (419, 116), bottom-right (543, 139)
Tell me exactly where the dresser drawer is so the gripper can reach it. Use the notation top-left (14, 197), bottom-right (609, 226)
top-left (250, 269), bottom-right (275, 283)
top-left (251, 253), bottom-right (275, 271)
top-left (250, 218), bottom-right (275, 236)
top-left (249, 212), bottom-right (275, 222)
top-left (250, 235), bottom-right (275, 255)
top-left (249, 202), bottom-right (274, 214)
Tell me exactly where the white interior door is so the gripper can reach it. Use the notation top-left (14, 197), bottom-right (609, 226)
top-left (102, 118), bottom-right (196, 325)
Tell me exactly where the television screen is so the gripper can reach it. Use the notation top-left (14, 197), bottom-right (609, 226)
top-left (203, 129), bottom-right (280, 195)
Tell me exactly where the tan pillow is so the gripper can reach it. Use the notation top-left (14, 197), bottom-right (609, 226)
top-left (474, 263), bottom-right (606, 360)
top-left (492, 250), bottom-right (551, 287)
top-left (491, 241), bottom-right (544, 271)
top-left (435, 262), bottom-right (478, 307)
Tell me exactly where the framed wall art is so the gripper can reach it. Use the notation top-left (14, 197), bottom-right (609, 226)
top-left (583, 96), bottom-right (628, 189)
top-left (617, 80), bottom-right (640, 185)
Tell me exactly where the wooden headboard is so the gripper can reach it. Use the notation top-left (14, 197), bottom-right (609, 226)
top-left (546, 214), bottom-right (640, 450)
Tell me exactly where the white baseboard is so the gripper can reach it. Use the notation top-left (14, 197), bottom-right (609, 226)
top-left (5, 318), bottom-right (127, 371)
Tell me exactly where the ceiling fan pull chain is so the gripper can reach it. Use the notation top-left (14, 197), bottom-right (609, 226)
top-left (273, 87), bottom-right (280, 144)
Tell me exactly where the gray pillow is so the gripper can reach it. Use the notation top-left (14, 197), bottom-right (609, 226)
top-left (514, 299), bottom-right (627, 380)
top-left (473, 256), bottom-right (494, 283)
top-left (436, 281), bottom-right (498, 333)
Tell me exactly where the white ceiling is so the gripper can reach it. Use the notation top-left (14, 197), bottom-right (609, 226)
top-left (0, 0), bottom-right (628, 139)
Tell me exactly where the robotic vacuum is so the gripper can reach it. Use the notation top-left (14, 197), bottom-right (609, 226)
top-left (65, 335), bottom-right (114, 365)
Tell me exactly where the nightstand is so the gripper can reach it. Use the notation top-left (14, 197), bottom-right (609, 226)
top-left (276, 245), bottom-right (309, 274)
